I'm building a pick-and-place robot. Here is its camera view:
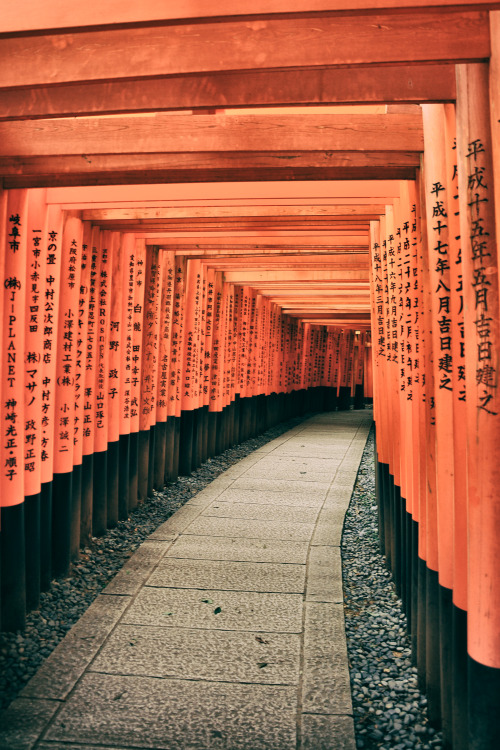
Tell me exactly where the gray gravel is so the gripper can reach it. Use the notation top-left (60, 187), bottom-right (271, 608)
top-left (342, 427), bottom-right (444, 750)
top-left (0, 416), bottom-right (303, 711)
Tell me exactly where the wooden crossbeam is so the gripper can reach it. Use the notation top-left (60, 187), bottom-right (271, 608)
top-left (0, 11), bottom-right (488, 89)
top-left (1, 147), bottom-right (420, 188)
top-left (45, 181), bottom-right (401, 203)
top-left (82, 205), bottom-right (386, 220)
top-left (0, 66), bottom-right (455, 120)
top-left (0, 114), bottom-right (423, 156)
top-left (2, 1), bottom-right (497, 34)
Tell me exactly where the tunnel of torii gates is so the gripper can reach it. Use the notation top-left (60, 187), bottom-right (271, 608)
top-left (0, 1), bottom-right (500, 748)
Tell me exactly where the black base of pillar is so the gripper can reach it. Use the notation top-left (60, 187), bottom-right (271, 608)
top-left (426, 567), bottom-right (442, 726)
top-left (92, 450), bottom-right (107, 536)
top-left (24, 492), bottom-right (41, 612)
top-left (207, 410), bottom-right (218, 458)
top-left (192, 408), bottom-right (203, 470)
top-left (118, 433), bottom-right (130, 519)
top-left (164, 418), bottom-right (177, 482)
top-left (153, 420), bottom-right (167, 489)
top-left (451, 604), bottom-right (468, 750)
top-left (128, 431), bottom-right (139, 510)
top-left (172, 416), bottom-right (181, 481)
top-left (137, 429), bottom-right (150, 503)
top-left (52, 471), bottom-right (73, 579)
top-left (417, 556), bottom-right (427, 691)
top-left (439, 584), bottom-right (454, 746)
top-left (147, 424), bottom-right (156, 496)
top-left (107, 440), bottom-right (119, 527)
top-left (411, 519), bottom-right (419, 660)
top-left (1, 503), bottom-right (26, 632)
top-left (80, 454), bottom-right (93, 546)
top-left (337, 385), bottom-right (351, 410)
top-left (468, 656), bottom-right (500, 750)
top-left (353, 383), bottom-right (365, 409)
top-left (179, 410), bottom-right (195, 476)
top-left (40, 481), bottom-right (53, 590)
top-left (70, 464), bottom-right (82, 561)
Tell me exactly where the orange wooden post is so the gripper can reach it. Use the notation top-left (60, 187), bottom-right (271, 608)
top-left (52, 212), bottom-right (83, 576)
top-left (179, 258), bottom-right (200, 474)
top-left (129, 237), bottom-right (146, 506)
top-left (399, 181), bottom-right (421, 653)
top-left (167, 256), bottom-right (186, 480)
top-left (23, 189), bottom-right (48, 607)
top-left (422, 103), bottom-right (459, 732)
top-left (369, 218), bottom-right (387, 553)
top-left (456, 62), bottom-right (500, 750)
top-left (40, 205), bottom-right (64, 584)
top-left (204, 267), bottom-right (217, 456)
top-left (91, 230), bottom-right (112, 532)
top-left (154, 250), bottom-right (175, 486)
top-left (198, 265), bottom-right (210, 460)
top-left (443, 102), bottom-right (469, 750)
top-left (78, 223), bottom-right (95, 545)
top-left (117, 232), bottom-right (136, 515)
top-left (106, 231), bottom-right (123, 525)
top-left (410, 174), bottom-right (431, 689)
top-left (138, 245), bottom-right (161, 496)
top-left (415, 163), bottom-right (441, 717)
top-left (0, 189), bottom-right (28, 631)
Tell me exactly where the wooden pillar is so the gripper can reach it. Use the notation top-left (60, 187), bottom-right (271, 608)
top-left (456, 61), bottom-right (500, 750)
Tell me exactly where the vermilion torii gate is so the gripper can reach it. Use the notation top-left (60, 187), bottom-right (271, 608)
top-left (0, 3), bottom-right (500, 749)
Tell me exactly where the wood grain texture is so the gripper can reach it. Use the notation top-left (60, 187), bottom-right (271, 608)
top-left (0, 114), bottom-right (423, 156)
top-left (2, 0), bottom-right (498, 34)
top-left (0, 67), bottom-right (454, 120)
top-left (0, 12), bottom-right (488, 88)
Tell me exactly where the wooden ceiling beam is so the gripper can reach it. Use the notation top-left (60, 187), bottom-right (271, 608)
top-left (0, 66), bottom-right (454, 121)
top-left (45, 181), bottom-right (401, 204)
top-left (0, 147), bottom-right (420, 188)
top-left (0, 114), bottom-right (423, 156)
top-left (82, 205), bottom-right (386, 220)
top-left (0, 11), bottom-right (488, 89)
top-left (222, 270), bottom-right (369, 281)
top-left (90, 222), bottom-right (371, 233)
top-left (3, 1), bottom-right (498, 34)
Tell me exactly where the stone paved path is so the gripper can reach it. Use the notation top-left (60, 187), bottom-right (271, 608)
top-left (0, 410), bottom-right (372, 750)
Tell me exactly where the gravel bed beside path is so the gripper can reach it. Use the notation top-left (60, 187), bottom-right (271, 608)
top-left (0, 416), bottom-right (304, 712)
top-left (342, 427), bottom-right (444, 750)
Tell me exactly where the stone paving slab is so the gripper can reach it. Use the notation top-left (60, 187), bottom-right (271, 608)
top-left (45, 673), bottom-right (298, 750)
top-left (91, 624), bottom-right (301, 684)
top-left (184, 515), bottom-right (316, 542)
top-left (302, 602), bottom-right (353, 715)
top-left (164, 533), bottom-right (310, 563)
top-left (216, 487), bottom-right (327, 506)
top-left (203, 499), bottom-right (319, 523)
top-left (230, 477), bottom-right (331, 493)
top-left (20, 595), bottom-right (130, 701)
top-left (122, 586), bottom-right (304, 632)
top-left (148, 557), bottom-right (306, 592)
top-left (0, 698), bottom-right (60, 750)
top-left (0, 410), bottom-right (372, 750)
top-left (302, 715), bottom-right (356, 750)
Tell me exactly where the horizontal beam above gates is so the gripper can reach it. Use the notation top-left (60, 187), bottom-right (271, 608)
top-left (0, 11), bottom-right (489, 89)
top-left (222, 270), bottom-right (369, 281)
top-left (0, 114), bottom-right (424, 157)
top-left (82, 205), bottom-right (386, 220)
top-left (0, 66), bottom-right (455, 120)
top-left (3, 1), bottom-right (497, 34)
top-left (45, 182), bottom-right (402, 203)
